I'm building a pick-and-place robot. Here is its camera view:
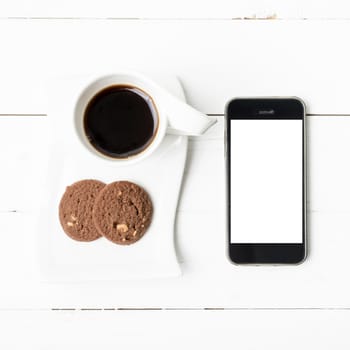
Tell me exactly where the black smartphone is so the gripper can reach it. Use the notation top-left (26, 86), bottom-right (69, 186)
top-left (225, 98), bottom-right (306, 264)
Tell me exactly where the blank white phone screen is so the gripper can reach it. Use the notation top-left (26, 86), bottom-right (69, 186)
top-left (230, 119), bottom-right (303, 243)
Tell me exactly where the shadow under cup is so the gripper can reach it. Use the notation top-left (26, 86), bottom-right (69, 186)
top-left (82, 84), bottom-right (159, 159)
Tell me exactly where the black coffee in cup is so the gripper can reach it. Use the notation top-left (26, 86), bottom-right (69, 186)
top-left (84, 85), bottom-right (158, 158)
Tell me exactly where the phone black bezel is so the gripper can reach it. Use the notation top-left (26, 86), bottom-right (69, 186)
top-left (226, 98), bottom-right (306, 264)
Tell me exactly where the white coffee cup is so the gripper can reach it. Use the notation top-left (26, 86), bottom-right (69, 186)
top-left (74, 71), bottom-right (216, 164)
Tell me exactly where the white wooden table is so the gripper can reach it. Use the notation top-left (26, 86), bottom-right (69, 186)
top-left (1, 1), bottom-right (350, 347)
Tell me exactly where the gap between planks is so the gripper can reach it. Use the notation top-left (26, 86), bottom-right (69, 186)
top-left (2, 114), bottom-right (350, 118)
top-left (0, 17), bottom-right (302, 21)
top-left (50, 307), bottom-right (350, 311)
top-left (1, 17), bottom-right (350, 21)
top-left (1, 114), bottom-right (350, 117)
top-left (2, 307), bottom-right (350, 312)
top-left (2, 307), bottom-right (350, 313)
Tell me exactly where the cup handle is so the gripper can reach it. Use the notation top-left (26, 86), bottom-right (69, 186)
top-left (160, 90), bottom-right (217, 136)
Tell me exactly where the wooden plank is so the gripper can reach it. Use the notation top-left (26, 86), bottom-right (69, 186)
top-left (0, 115), bottom-right (350, 308)
top-left (0, 116), bottom-right (350, 308)
top-left (1, 203), bottom-right (350, 308)
top-left (0, 0), bottom-right (349, 19)
top-left (0, 115), bottom-right (348, 213)
top-left (0, 20), bottom-right (350, 114)
top-left (1, 309), bottom-right (350, 348)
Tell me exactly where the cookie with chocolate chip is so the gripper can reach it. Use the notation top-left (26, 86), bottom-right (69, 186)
top-left (59, 179), bottom-right (105, 242)
top-left (92, 181), bottom-right (153, 245)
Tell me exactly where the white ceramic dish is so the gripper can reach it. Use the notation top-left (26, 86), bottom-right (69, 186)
top-left (40, 73), bottom-right (188, 281)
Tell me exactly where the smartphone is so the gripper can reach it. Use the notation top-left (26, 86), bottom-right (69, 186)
top-left (225, 98), bottom-right (306, 264)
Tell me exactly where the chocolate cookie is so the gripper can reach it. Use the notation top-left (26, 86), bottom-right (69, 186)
top-left (59, 179), bottom-right (105, 242)
top-left (92, 181), bottom-right (153, 245)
